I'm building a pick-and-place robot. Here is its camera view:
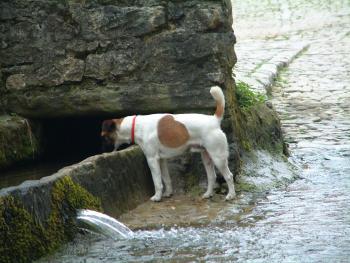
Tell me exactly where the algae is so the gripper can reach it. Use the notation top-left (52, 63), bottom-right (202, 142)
top-left (0, 115), bottom-right (42, 170)
top-left (0, 176), bottom-right (101, 263)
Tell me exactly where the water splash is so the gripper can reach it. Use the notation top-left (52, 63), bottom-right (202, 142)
top-left (77, 210), bottom-right (134, 239)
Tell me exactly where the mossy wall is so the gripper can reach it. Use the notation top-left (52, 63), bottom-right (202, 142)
top-left (0, 115), bottom-right (42, 170)
top-left (0, 146), bottom-right (153, 262)
top-left (228, 81), bottom-right (286, 154)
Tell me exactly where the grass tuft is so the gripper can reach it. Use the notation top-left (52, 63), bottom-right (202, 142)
top-left (235, 81), bottom-right (266, 110)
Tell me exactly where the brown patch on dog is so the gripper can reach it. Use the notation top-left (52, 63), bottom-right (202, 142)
top-left (215, 102), bottom-right (224, 118)
top-left (101, 118), bottom-right (124, 136)
top-left (101, 119), bottom-right (116, 135)
top-left (158, 115), bottom-right (190, 148)
top-left (113, 118), bottom-right (124, 127)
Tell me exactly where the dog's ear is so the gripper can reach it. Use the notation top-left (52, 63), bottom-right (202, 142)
top-left (101, 119), bottom-right (117, 136)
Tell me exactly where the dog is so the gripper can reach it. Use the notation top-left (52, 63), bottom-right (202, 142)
top-left (101, 86), bottom-right (236, 202)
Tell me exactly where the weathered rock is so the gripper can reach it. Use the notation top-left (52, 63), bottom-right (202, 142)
top-left (0, 0), bottom-right (235, 118)
top-left (5, 74), bottom-right (26, 90)
top-left (0, 115), bottom-right (42, 170)
top-left (241, 103), bottom-right (285, 152)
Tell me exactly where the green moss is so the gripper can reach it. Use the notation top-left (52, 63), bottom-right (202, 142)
top-left (235, 81), bottom-right (266, 110)
top-left (0, 196), bottom-right (48, 263)
top-left (0, 116), bottom-right (42, 169)
top-left (45, 176), bottom-right (102, 249)
top-left (238, 101), bottom-right (286, 155)
top-left (184, 173), bottom-right (200, 192)
top-left (241, 140), bottom-right (252, 152)
top-left (0, 176), bottom-right (102, 263)
top-left (236, 181), bottom-right (258, 192)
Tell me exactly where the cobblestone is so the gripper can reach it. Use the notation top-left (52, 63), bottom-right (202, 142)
top-left (234, 40), bottom-right (309, 93)
top-left (271, 31), bottom-right (350, 148)
top-left (232, 0), bottom-right (350, 261)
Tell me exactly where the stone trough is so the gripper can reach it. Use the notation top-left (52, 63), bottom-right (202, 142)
top-left (0, 146), bottom-right (153, 262)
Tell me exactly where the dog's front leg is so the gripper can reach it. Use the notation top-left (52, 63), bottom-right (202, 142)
top-left (160, 159), bottom-right (173, 197)
top-left (146, 157), bottom-right (163, 202)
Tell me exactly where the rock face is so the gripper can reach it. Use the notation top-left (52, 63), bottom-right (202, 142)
top-left (0, 0), bottom-right (235, 118)
top-left (0, 115), bottom-right (42, 170)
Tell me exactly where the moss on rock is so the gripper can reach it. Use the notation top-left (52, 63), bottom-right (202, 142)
top-left (228, 81), bottom-right (286, 154)
top-left (0, 196), bottom-right (47, 263)
top-left (241, 103), bottom-right (285, 153)
top-left (0, 176), bottom-right (101, 263)
top-left (0, 115), bottom-right (42, 170)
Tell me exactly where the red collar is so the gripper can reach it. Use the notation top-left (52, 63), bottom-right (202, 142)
top-left (131, 115), bottom-right (137, 144)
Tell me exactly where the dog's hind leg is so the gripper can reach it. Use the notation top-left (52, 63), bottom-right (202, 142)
top-left (146, 157), bottom-right (163, 202)
top-left (205, 131), bottom-right (236, 201)
top-left (201, 150), bottom-right (216, 199)
top-left (160, 159), bottom-right (173, 197)
top-left (214, 159), bottom-right (235, 200)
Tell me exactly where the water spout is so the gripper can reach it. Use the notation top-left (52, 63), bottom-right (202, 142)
top-left (77, 209), bottom-right (134, 239)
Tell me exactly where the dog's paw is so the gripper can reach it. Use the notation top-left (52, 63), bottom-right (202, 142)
top-left (150, 194), bottom-right (162, 202)
top-left (225, 192), bottom-right (236, 201)
top-left (202, 191), bottom-right (213, 199)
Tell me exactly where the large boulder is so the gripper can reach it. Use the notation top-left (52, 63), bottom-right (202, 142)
top-left (0, 0), bottom-right (235, 118)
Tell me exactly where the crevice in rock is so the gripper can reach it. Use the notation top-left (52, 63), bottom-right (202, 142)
top-left (39, 116), bottom-right (107, 161)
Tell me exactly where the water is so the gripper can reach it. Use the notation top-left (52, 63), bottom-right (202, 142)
top-left (0, 160), bottom-right (75, 189)
top-left (39, 0), bottom-right (350, 262)
top-left (77, 210), bottom-right (134, 239)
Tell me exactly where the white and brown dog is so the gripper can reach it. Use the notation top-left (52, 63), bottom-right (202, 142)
top-left (101, 86), bottom-right (235, 201)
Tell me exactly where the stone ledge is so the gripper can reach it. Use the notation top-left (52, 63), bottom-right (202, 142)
top-left (0, 146), bottom-right (153, 219)
top-left (0, 145), bottom-right (153, 262)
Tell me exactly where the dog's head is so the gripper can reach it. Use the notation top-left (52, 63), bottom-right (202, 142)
top-left (101, 119), bottom-right (123, 152)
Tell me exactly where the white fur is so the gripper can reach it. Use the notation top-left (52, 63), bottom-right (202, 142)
top-left (210, 86), bottom-right (225, 109)
top-left (115, 86), bottom-right (236, 201)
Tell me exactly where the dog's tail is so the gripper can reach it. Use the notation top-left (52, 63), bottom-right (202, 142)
top-left (210, 86), bottom-right (225, 120)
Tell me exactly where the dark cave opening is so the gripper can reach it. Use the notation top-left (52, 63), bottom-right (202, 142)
top-left (0, 116), bottom-right (114, 189)
top-left (40, 117), bottom-right (108, 162)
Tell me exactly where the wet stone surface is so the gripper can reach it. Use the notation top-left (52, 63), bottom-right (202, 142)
top-left (234, 40), bottom-right (309, 93)
top-left (40, 0), bottom-right (350, 262)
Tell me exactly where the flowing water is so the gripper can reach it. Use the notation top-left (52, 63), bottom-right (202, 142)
top-left (39, 0), bottom-right (350, 262)
top-left (77, 210), bottom-right (134, 239)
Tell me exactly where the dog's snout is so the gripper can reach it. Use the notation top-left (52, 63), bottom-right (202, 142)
top-left (101, 136), bottom-right (115, 153)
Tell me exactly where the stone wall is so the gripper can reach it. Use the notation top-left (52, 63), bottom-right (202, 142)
top-left (0, 146), bottom-right (153, 262)
top-left (0, 0), bottom-right (235, 118)
top-left (0, 146), bottom-right (152, 219)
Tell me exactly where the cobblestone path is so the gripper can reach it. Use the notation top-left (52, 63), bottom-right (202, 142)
top-left (233, 0), bottom-right (350, 261)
